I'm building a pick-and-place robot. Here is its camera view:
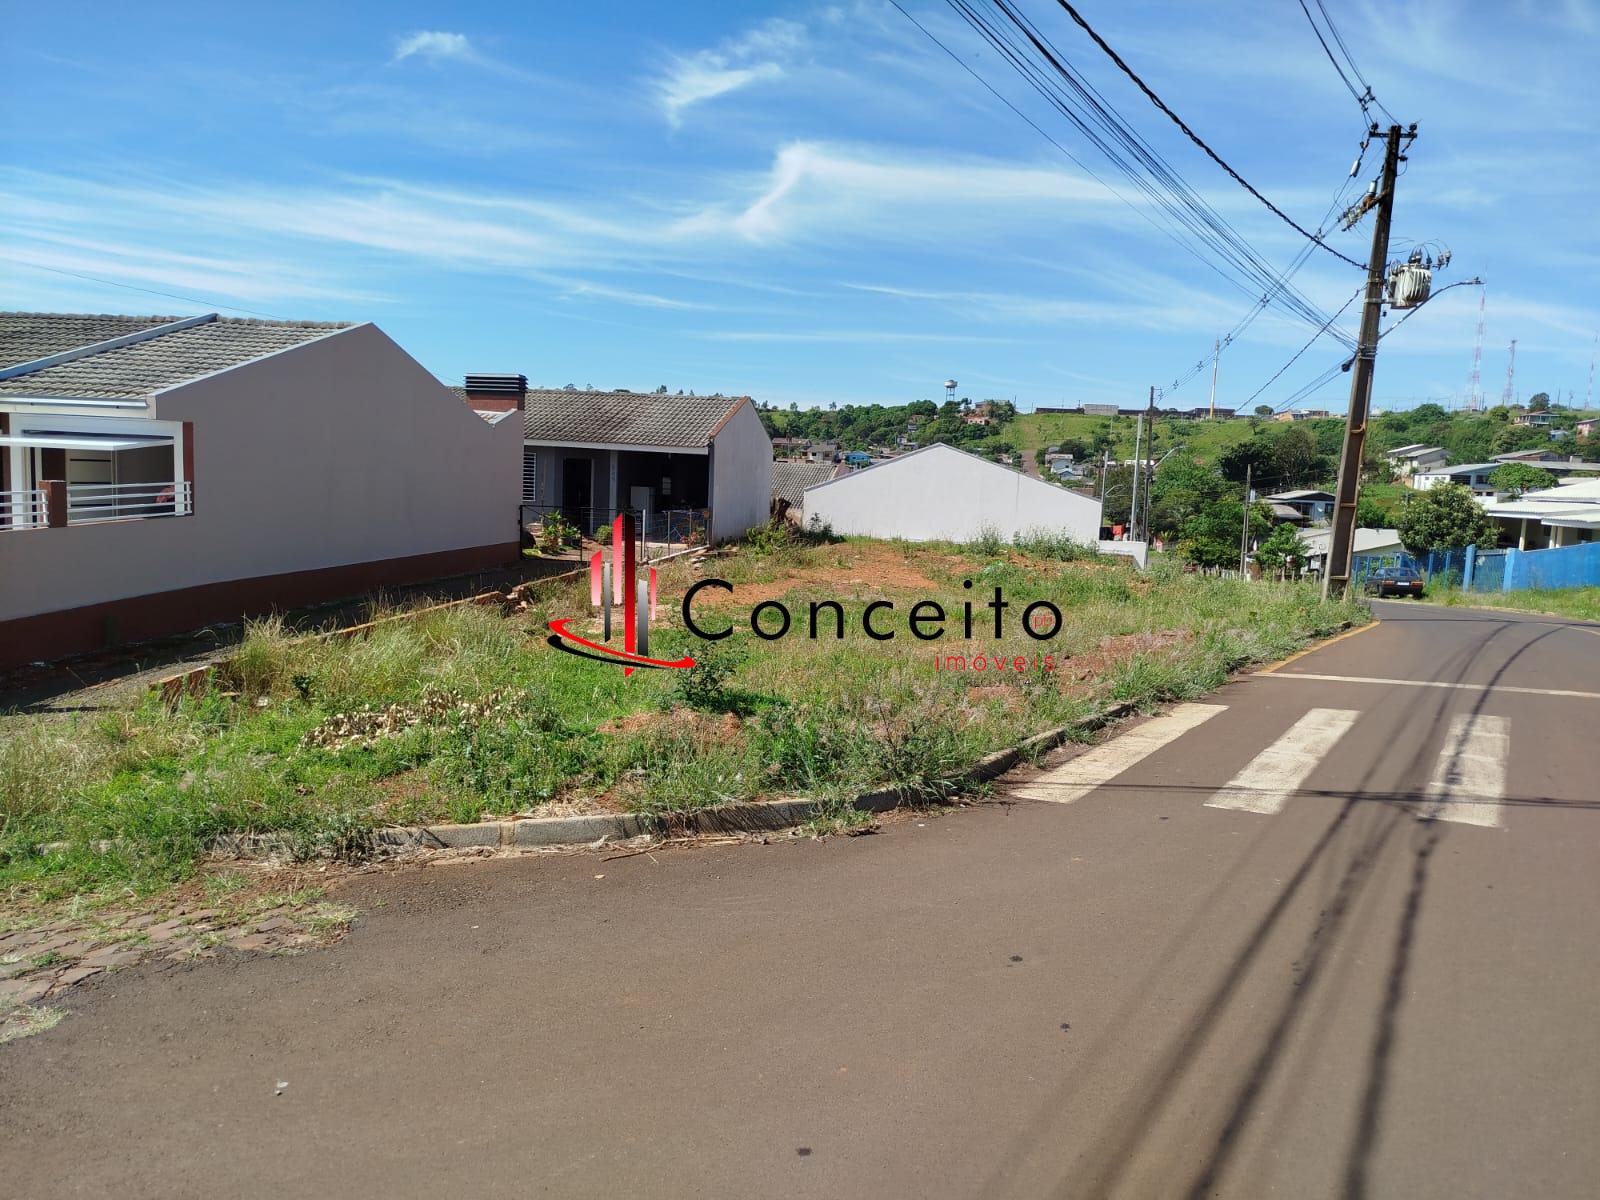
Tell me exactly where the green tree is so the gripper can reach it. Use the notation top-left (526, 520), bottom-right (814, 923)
top-left (1441, 418), bottom-right (1496, 464)
top-left (1354, 493), bottom-right (1390, 528)
top-left (1492, 423), bottom-right (1551, 454)
top-left (1147, 453), bottom-right (1228, 539)
top-left (1179, 499), bottom-right (1270, 570)
top-left (1395, 483), bottom-right (1496, 554)
top-left (1256, 523), bottom-right (1309, 580)
top-left (1488, 462), bottom-right (1556, 497)
top-left (1269, 425), bottom-right (1330, 488)
top-left (1254, 404), bottom-right (1274, 417)
top-left (1528, 392), bottom-right (1550, 412)
top-left (1217, 438), bottom-right (1274, 485)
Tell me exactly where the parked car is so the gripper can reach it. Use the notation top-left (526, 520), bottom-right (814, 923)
top-left (1364, 565), bottom-right (1425, 598)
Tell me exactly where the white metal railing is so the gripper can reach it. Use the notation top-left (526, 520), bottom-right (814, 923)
top-left (0, 488), bottom-right (47, 530)
top-left (66, 480), bottom-right (192, 523)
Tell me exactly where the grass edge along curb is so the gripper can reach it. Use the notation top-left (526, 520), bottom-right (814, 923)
top-left (373, 627), bottom-right (1354, 853)
top-left (208, 698), bottom-right (1149, 857)
top-left (39, 619), bottom-right (1357, 861)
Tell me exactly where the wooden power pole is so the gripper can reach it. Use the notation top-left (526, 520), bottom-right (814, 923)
top-left (1323, 124), bottom-right (1408, 599)
top-left (1239, 464), bottom-right (1253, 577)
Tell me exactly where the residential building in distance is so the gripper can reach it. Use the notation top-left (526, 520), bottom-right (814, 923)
top-left (520, 388), bottom-right (772, 545)
top-left (1481, 478), bottom-right (1600, 549)
top-left (1411, 462), bottom-right (1501, 496)
top-left (805, 440), bottom-right (839, 464)
top-left (802, 443), bottom-right (1102, 547)
top-left (1300, 527), bottom-right (1405, 576)
top-left (1266, 489), bottom-right (1336, 524)
top-left (1385, 443), bottom-right (1448, 476)
top-left (0, 311), bottom-right (520, 668)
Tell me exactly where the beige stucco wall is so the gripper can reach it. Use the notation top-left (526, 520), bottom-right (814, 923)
top-left (709, 400), bottom-right (774, 543)
top-left (0, 323), bottom-right (520, 621)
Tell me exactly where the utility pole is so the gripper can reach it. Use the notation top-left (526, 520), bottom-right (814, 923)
top-left (1208, 339), bottom-right (1220, 419)
top-left (1323, 123), bottom-right (1408, 600)
top-left (1137, 384), bottom-right (1156, 542)
top-left (1129, 412), bottom-right (1143, 542)
top-left (1239, 464), bottom-right (1253, 577)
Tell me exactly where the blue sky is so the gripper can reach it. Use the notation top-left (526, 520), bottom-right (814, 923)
top-left (2, 0), bottom-right (1596, 412)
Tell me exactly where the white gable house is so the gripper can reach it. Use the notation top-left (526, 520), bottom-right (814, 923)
top-left (802, 443), bottom-right (1102, 547)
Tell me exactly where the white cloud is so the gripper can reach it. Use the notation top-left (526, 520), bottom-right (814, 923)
top-left (656, 17), bottom-right (806, 125)
top-left (659, 61), bottom-right (784, 126)
top-left (392, 31), bottom-right (474, 66)
top-left (682, 141), bottom-right (1121, 243)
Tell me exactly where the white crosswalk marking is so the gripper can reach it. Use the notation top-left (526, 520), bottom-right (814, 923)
top-left (1008, 702), bottom-right (1225, 804)
top-left (1205, 707), bottom-right (1361, 815)
top-left (1420, 712), bottom-right (1509, 828)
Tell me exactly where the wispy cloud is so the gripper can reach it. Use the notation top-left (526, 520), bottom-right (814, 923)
top-left (683, 140), bottom-right (1122, 242)
top-left (392, 31), bottom-right (474, 66)
top-left (657, 17), bottom-right (806, 125)
top-left (696, 329), bottom-right (1028, 345)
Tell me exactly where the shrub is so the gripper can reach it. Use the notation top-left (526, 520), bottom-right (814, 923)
top-left (1013, 528), bottom-right (1101, 561)
top-left (671, 643), bottom-right (744, 711)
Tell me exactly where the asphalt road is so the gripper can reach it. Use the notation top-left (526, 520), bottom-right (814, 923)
top-left (4, 600), bottom-right (1597, 1198)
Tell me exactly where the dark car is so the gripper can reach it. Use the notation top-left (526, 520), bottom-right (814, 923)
top-left (1364, 565), bottom-right (1425, 598)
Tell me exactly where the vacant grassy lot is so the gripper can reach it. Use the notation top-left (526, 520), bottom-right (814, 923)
top-left (1434, 587), bottom-right (1600, 622)
top-left (1014, 411), bottom-right (1261, 465)
top-left (1, 534), bottom-right (1363, 903)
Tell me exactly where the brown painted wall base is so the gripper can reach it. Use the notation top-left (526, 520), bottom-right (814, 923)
top-left (0, 542), bottom-right (521, 670)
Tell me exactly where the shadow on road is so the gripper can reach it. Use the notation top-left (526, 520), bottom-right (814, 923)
top-left (979, 610), bottom-right (1571, 1199)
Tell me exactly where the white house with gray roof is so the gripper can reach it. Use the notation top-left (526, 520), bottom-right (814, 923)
top-left (518, 388), bottom-right (772, 544)
top-left (0, 311), bottom-right (519, 668)
top-left (802, 443), bottom-right (1104, 547)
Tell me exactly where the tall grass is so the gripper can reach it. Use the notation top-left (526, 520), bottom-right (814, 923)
top-left (1, 542), bottom-right (1364, 902)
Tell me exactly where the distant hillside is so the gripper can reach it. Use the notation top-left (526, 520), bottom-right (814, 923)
top-left (1014, 398), bottom-right (1600, 476)
top-left (759, 398), bottom-right (1018, 459)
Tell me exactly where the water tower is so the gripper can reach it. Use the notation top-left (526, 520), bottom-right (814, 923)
top-left (944, 379), bottom-right (958, 405)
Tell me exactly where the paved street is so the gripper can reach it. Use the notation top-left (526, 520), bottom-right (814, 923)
top-left (3, 601), bottom-right (1597, 1198)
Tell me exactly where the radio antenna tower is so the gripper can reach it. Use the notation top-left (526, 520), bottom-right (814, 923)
top-left (1587, 333), bottom-right (1596, 410)
top-left (1500, 339), bottom-right (1517, 407)
top-left (1465, 290), bottom-right (1486, 411)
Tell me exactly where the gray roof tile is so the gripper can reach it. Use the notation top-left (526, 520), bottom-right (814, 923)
top-left (0, 312), bottom-right (181, 368)
top-left (0, 312), bottom-right (353, 398)
top-left (772, 459), bottom-right (842, 507)
top-left (522, 389), bottom-right (750, 448)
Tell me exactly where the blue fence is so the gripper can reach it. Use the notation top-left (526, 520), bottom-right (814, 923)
top-left (1352, 541), bottom-right (1600, 593)
top-left (1498, 540), bottom-right (1600, 591)
top-left (1350, 548), bottom-right (1467, 588)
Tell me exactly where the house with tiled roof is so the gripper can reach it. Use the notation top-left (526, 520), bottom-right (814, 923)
top-left (0, 312), bottom-right (519, 667)
top-left (517, 388), bottom-right (772, 544)
top-left (771, 458), bottom-right (844, 523)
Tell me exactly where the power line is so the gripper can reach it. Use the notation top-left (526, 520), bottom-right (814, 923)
top-left (1243, 286), bottom-right (1364, 408)
top-left (946, 0), bottom-right (1346, 336)
top-left (1377, 278), bottom-right (1485, 341)
top-left (1310, 0), bottom-right (1398, 125)
top-left (1296, 0), bottom-right (1365, 111)
top-left (0, 255), bottom-right (288, 320)
top-left (1048, 0), bottom-right (1366, 269)
top-left (885, 0), bottom-right (1255, 302)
